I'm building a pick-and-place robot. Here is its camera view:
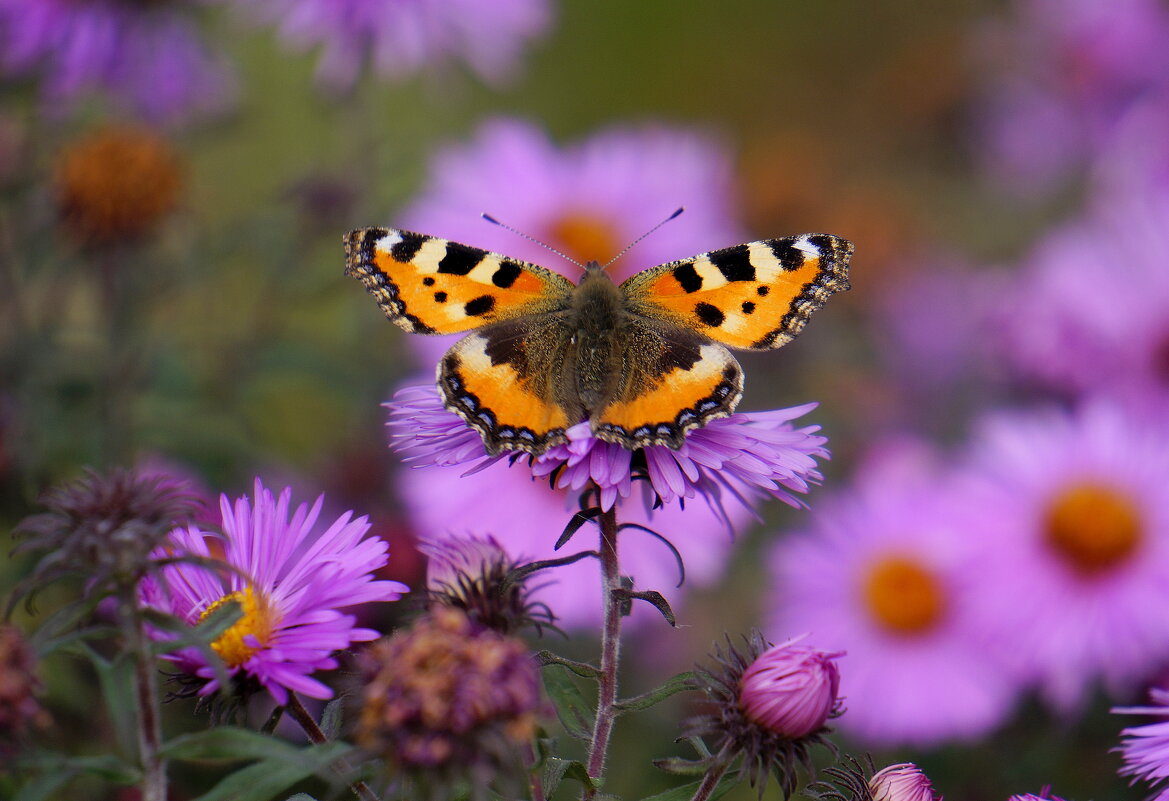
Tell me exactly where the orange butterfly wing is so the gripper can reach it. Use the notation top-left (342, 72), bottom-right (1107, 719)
top-left (344, 227), bottom-right (574, 335)
top-left (619, 233), bottom-right (853, 350)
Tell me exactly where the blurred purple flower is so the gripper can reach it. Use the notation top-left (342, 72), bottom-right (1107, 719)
top-left (1008, 793), bottom-right (1069, 801)
top-left (767, 438), bottom-right (1020, 747)
top-left (960, 401), bottom-right (1169, 712)
top-left (388, 384), bottom-right (827, 627)
top-left (738, 638), bottom-right (843, 739)
top-left (0, 0), bottom-right (234, 124)
top-left (399, 119), bottom-right (744, 341)
top-left (971, 0), bottom-right (1169, 193)
top-left (231, 0), bottom-right (551, 90)
top-left (142, 479), bottom-right (409, 705)
top-left (999, 188), bottom-right (1169, 410)
top-left (1115, 688), bottom-right (1169, 801)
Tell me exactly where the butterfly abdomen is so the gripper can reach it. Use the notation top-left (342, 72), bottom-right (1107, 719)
top-left (569, 267), bottom-right (628, 417)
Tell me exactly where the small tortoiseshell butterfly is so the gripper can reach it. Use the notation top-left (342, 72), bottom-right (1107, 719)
top-left (344, 226), bottom-right (853, 456)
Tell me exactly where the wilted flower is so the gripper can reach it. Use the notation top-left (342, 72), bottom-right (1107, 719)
top-left (12, 469), bottom-right (198, 604)
top-left (358, 607), bottom-right (541, 788)
top-left (230, 0), bottom-right (551, 90)
top-left (422, 535), bottom-right (553, 634)
top-left (141, 479), bottom-right (408, 705)
top-left (0, 625), bottom-right (50, 754)
top-left (0, 0), bottom-right (234, 124)
top-left (1114, 688), bottom-right (1169, 799)
top-left (55, 126), bottom-right (183, 245)
top-left (686, 631), bottom-right (841, 797)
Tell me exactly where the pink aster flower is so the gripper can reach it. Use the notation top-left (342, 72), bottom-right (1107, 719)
top-left (230, 0), bottom-right (551, 91)
top-left (767, 438), bottom-right (1020, 747)
top-left (1115, 688), bottom-right (1169, 800)
top-left (998, 188), bottom-right (1169, 410)
top-left (141, 479), bottom-right (409, 705)
top-left (0, 0), bottom-right (234, 124)
top-left (388, 384), bottom-right (826, 627)
top-left (959, 401), bottom-right (1169, 712)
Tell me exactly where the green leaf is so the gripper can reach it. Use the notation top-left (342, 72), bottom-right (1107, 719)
top-left (535, 649), bottom-right (601, 678)
top-left (12, 754), bottom-right (141, 801)
top-left (284, 795), bottom-right (321, 801)
top-left (190, 742), bottom-right (351, 801)
top-left (76, 644), bottom-right (138, 760)
top-left (319, 696), bottom-right (346, 740)
top-left (540, 664), bottom-right (596, 741)
top-left (541, 756), bottom-right (598, 796)
top-left (143, 602), bottom-right (241, 695)
top-left (162, 726), bottom-right (351, 766)
top-left (614, 671), bottom-right (696, 714)
top-left (637, 775), bottom-right (737, 801)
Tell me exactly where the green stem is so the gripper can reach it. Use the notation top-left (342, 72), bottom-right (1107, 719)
top-left (125, 597), bottom-right (166, 801)
top-left (285, 692), bottom-right (380, 801)
top-left (585, 502), bottom-right (621, 794)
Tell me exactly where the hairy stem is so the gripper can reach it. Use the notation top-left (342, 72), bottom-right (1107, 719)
top-left (585, 503), bottom-right (622, 793)
top-left (285, 692), bottom-right (380, 801)
top-left (689, 745), bottom-right (735, 801)
top-left (125, 598), bottom-right (166, 801)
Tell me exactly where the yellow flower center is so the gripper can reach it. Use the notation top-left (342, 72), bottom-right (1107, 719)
top-left (198, 587), bottom-right (276, 668)
top-left (545, 211), bottom-right (621, 265)
top-left (1044, 482), bottom-right (1143, 575)
top-left (862, 555), bottom-right (946, 635)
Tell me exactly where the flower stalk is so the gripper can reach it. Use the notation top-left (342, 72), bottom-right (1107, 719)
top-left (690, 744), bottom-right (735, 801)
top-left (123, 594), bottom-right (167, 801)
top-left (585, 501), bottom-right (622, 792)
top-left (285, 693), bottom-right (380, 801)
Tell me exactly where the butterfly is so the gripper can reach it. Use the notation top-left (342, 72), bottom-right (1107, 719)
top-left (344, 227), bottom-right (853, 456)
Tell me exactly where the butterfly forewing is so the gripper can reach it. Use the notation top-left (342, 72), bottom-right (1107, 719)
top-left (620, 233), bottom-right (853, 351)
top-left (344, 227), bottom-right (574, 336)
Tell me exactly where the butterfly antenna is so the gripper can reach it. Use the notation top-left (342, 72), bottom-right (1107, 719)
top-left (481, 213), bottom-right (585, 268)
top-left (602, 206), bottom-right (685, 270)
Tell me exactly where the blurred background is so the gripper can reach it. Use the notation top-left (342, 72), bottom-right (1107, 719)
top-left (4, 0), bottom-right (1169, 798)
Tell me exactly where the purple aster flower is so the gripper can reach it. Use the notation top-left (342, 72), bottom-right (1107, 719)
top-left (767, 438), bottom-right (1020, 747)
top-left (141, 479), bottom-right (409, 705)
top-left (959, 401), bottom-right (1169, 712)
top-left (388, 384), bottom-right (826, 627)
top-left (0, 0), bottom-right (234, 125)
top-left (998, 187), bottom-right (1169, 410)
top-left (231, 0), bottom-right (551, 91)
top-left (1115, 688), bottom-right (1169, 801)
top-left (970, 0), bottom-right (1169, 193)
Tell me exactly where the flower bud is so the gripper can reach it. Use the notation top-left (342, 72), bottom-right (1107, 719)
top-left (739, 640), bottom-right (842, 738)
top-left (869, 763), bottom-right (938, 801)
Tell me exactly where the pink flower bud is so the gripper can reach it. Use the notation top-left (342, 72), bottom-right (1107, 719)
top-left (738, 639), bottom-right (842, 738)
top-left (870, 763), bottom-right (939, 801)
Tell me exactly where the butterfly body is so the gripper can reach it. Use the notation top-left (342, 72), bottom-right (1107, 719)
top-left (345, 227), bottom-right (853, 457)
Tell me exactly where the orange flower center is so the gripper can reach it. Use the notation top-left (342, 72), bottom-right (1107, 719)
top-left (862, 555), bottom-right (946, 635)
top-left (55, 125), bottom-right (182, 244)
top-left (197, 587), bottom-right (275, 668)
top-left (545, 211), bottom-right (621, 265)
top-left (1044, 482), bottom-right (1143, 575)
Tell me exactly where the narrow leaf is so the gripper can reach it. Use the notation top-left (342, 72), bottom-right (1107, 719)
top-left (637, 775), bottom-right (737, 801)
top-left (540, 664), bottom-right (596, 741)
top-left (541, 756), bottom-right (598, 796)
top-left (535, 650), bottom-right (601, 678)
top-left (190, 743), bottom-right (349, 801)
top-left (614, 671), bottom-right (697, 713)
top-left (555, 508), bottom-right (600, 550)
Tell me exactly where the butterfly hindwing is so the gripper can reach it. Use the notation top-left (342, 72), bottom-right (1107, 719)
top-left (344, 227), bottom-right (574, 336)
top-left (620, 233), bottom-right (853, 351)
top-left (438, 316), bottom-right (575, 455)
top-left (592, 319), bottom-right (744, 450)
